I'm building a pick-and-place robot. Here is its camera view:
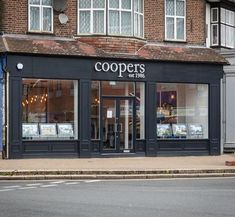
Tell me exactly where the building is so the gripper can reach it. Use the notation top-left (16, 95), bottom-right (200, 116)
top-left (0, 0), bottom-right (227, 159)
top-left (205, 0), bottom-right (235, 153)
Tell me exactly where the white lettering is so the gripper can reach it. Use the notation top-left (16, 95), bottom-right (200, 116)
top-left (110, 63), bottom-right (118, 72)
top-left (94, 62), bottom-right (102, 72)
top-left (139, 64), bottom-right (145, 73)
top-left (94, 62), bottom-right (146, 79)
top-left (127, 64), bottom-right (134, 73)
top-left (102, 62), bottom-right (110, 72)
top-left (118, 63), bottom-right (126, 78)
top-left (134, 64), bottom-right (140, 73)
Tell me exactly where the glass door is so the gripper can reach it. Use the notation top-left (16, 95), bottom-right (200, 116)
top-left (102, 98), bottom-right (134, 153)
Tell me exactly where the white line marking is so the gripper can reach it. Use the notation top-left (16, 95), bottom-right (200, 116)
top-left (64, 182), bottom-right (79, 185)
top-left (84, 180), bottom-right (101, 183)
top-left (50, 181), bottom-right (66, 184)
top-left (40, 184), bottom-right (58, 188)
top-left (19, 187), bottom-right (37, 190)
top-left (3, 185), bottom-right (21, 189)
top-left (0, 189), bottom-right (14, 192)
top-left (26, 183), bottom-right (42, 186)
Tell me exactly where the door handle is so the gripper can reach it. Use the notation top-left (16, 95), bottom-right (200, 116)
top-left (114, 123), bottom-right (118, 132)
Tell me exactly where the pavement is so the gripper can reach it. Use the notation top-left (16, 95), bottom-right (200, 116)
top-left (0, 154), bottom-right (235, 180)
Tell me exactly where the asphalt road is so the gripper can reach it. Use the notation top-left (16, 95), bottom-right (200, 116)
top-left (0, 178), bottom-right (235, 217)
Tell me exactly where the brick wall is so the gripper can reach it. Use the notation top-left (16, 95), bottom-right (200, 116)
top-left (0, 0), bottom-right (206, 46)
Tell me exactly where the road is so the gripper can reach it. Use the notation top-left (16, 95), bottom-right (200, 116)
top-left (0, 178), bottom-right (235, 217)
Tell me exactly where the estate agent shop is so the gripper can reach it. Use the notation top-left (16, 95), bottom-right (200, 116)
top-left (0, 41), bottom-right (226, 159)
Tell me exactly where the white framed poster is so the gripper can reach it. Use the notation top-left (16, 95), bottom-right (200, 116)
top-left (39, 123), bottom-right (57, 137)
top-left (57, 123), bottom-right (74, 137)
top-left (188, 124), bottom-right (203, 137)
top-left (172, 124), bottom-right (187, 137)
top-left (157, 124), bottom-right (172, 138)
top-left (22, 123), bottom-right (39, 138)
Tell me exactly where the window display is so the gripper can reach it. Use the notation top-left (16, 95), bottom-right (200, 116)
top-left (39, 123), bottom-right (57, 137)
top-left (22, 123), bottom-right (39, 138)
top-left (156, 83), bottom-right (208, 139)
top-left (57, 123), bottom-right (74, 138)
top-left (22, 79), bottom-right (78, 140)
top-left (157, 124), bottom-right (172, 138)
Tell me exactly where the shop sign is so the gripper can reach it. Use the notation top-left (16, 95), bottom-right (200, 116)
top-left (94, 62), bottom-right (146, 79)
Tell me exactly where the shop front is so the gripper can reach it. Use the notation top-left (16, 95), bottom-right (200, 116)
top-left (3, 52), bottom-right (224, 159)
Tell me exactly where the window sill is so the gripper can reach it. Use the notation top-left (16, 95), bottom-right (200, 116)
top-left (27, 31), bottom-right (54, 36)
top-left (75, 34), bottom-right (146, 41)
top-left (164, 39), bottom-right (187, 43)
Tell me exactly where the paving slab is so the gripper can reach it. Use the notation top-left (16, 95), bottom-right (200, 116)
top-left (1, 154), bottom-right (235, 180)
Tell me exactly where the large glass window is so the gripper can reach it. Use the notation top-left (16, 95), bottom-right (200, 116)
top-left (91, 81), bottom-right (100, 139)
top-left (29, 0), bottom-right (53, 32)
top-left (22, 79), bottom-right (78, 140)
top-left (156, 83), bottom-right (208, 140)
top-left (165, 0), bottom-right (186, 41)
top-left (211, 7), bottom-right (235, 48)
top-left (136, 82), bottom-right (145, 139)
top-left (78, 0), bottom-right (144, 38)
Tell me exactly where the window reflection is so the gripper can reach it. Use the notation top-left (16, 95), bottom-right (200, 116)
top-left (22, 79), bottom-right (78, 140)
top-left (156, 83), bottom-right (208, 139)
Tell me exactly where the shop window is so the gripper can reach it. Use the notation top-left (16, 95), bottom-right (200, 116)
top-left (29, 0), bottom-right (53, 32)
top-left (165, 0), bottom-right (186, 41)
top-left (156, 83), bottom-right (208, 140)
top-left (136, 82), bottom-right (145, 139)
top-left (91, 81), bottom-right (100, 139)
top-left (22, 79), bottom-right (78, 140)
top-left (78, 0), bottom-right (144, 38)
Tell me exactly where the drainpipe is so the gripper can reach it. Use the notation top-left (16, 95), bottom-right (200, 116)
top-left (0, 54), bottom-right (8, 159)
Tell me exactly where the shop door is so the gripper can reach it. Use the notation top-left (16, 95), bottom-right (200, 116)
top-left (102, 97), bottom-right (135, 153)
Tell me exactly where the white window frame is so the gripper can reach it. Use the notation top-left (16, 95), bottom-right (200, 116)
top-left (77, 0), bottom-right (144, 38)
top-left (211, 8), bottom-right (218, 23)
top-left (108, 0), bottom-right (133, 36)
top-left (165, 0), bottom-right (186, 41)
top-left (220, 8), bottom-right (235, 48)
top-left (28, 0), bottom-right (53, 33)
top-left (134, 0), bottom-right (144, 38)
top-left (211, 23), bottom-right (219, 46)
top-left (78, 0), bottom-right (106, 35)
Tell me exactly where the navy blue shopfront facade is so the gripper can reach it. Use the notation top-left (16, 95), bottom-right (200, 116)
top-left (3, 53), bottom-right (223, 159)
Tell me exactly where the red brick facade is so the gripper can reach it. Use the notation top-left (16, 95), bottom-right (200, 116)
top-left (0, 0), bottom-right (206, 52)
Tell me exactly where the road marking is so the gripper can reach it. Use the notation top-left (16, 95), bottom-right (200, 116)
top-left (3, 185), bottom-right (21, 189)
top-left (19, 187), bottom-right (37, 190)
top-left (26, 183), bottom-right (42, 186)
top-left (64, 182), bottom-right (79, 185)
top-left (0, 189), bottom-right (14, 192)
top-left (40, 184), bottom-right (58, 188)
top-left (50, 181), bottom-right (66, 184)
top-left (84, 180), bottom-right (101, 183)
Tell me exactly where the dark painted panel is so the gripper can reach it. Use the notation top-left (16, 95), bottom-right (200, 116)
top-left (23, 141), bottom-right (78, 153)
top-left (209, 84), bottom-right (221, 155)
top-left (80, 80), bottom-right (91, 157)
top-left (136, 140), bottom-right (146, 152)
top-left (7, 55), bottom-right (223, 83)
top-left (146, 82), bottom-right (157, 156)
top-left (158, 140), bottom-right (209, 151)
top-left (91, 140), bottom-right (100, 152)
top-left (9, 77), bottom-right (22, 158)
top-left (51, 144), bottom-right (77, 152)
top-left (24, 144), bottom-right (50, 152)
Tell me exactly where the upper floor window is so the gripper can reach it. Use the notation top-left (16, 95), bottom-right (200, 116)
top-left (211, 7), bottom-right (235, 48)
top-left (165, 0), bottom-right (186, 41)
top-left (78, 0), bottom-right (144, 38)
top-left (29, 0), bottom-right (53, 33)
